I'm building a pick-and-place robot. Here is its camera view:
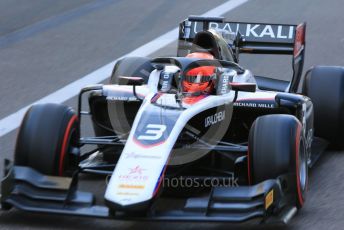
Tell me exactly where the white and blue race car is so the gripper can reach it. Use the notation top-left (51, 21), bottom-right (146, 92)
top-left (2, 16), bottom-right (344, 225)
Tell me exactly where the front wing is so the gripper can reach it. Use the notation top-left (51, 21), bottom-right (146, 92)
top-left (1, 163), bottom-right (297, 225)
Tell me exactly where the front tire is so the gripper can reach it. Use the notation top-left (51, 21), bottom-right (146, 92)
top-left (248, 114), bottom-right (307, 208)
top-left (15, 103), bottom-right (79, 176)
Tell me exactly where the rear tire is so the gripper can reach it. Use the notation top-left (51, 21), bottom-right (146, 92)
top-left (15, 103), bottom-right (79, 176)
top-left (248, 114), bottom-right (307, 208)
top-left (303, 66), bottom-right (344, 149)
top-left (110, 57), bottom-right (153, 84)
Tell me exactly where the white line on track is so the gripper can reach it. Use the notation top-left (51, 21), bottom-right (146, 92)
top-left (0, 0), bottom-right (249, 137)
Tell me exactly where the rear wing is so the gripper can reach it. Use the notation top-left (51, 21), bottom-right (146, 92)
top-left (177, 16), bottom-right (306, 93)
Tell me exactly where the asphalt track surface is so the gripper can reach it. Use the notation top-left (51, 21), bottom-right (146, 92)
top-left (1, 0), bottom-right (344, 229)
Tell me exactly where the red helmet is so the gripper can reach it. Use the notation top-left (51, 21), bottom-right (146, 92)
top-left (183, 52), bottom-right (215, 94)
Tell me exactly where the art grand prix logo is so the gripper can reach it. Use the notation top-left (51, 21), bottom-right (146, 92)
top-left (118, 166), bottom-right (149, 182)
top-left (128, 165), bottom-right (146, 175)
top-left (116, 166), bottom-right (147, 192)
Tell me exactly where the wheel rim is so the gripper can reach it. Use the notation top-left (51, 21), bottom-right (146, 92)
top-left (59, 115), bottom-right (79, 176)
top-left (298, 139), bottom-right (307, 191)
top-left (66, 127), bottom-right (78, 161)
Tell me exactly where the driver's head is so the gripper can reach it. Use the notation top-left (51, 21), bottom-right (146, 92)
top-left (183, 52), bottom-right (215, 94)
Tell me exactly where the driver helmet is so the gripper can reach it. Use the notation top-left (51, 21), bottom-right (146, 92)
top-left (183, 52), bottom-right (215, 94)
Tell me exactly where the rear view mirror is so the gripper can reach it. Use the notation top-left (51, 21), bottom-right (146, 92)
top-left (118, 76), bottom-right (144, 101)
top-left (118, 76), bottom-right (144, 86)
top-left (229, 82), bottom-right (256, 92)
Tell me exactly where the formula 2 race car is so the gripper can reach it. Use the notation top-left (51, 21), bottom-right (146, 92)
top-left (2, 16), bottom-right (344, 225)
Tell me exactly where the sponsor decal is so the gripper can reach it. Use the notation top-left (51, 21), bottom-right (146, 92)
top-left (205, 111), bottom-right (225, 127)
top-left (118, 166), bottom-right (149, 182)
top-left (124, 152), bottom-right (162, 159)
top-left (118, 184), bottom-right (145, 189)
top-left (160, 72), bottom-right (173, 92)
top-left (129, 165), bottom-right (146, 175)
top-left (116, 192), bottom-right (139, 196)
top-left (234, 102), bottom-right (274, 108)
top-left (107, 96), bottom-right (138, 101)
top-left (118, 174), bottom-right (148, 181)
top-left (220, 74), bottom-right (230, 94)
top-left (265, 190), bottom-right (274, 210)
top-left (186, 21), bottom-right (294, 42)
top-left (209, 22), bottom-right (294, 39)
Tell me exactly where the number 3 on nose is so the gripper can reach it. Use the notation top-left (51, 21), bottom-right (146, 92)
top-left (137, 124), bottom-right (167, 141)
